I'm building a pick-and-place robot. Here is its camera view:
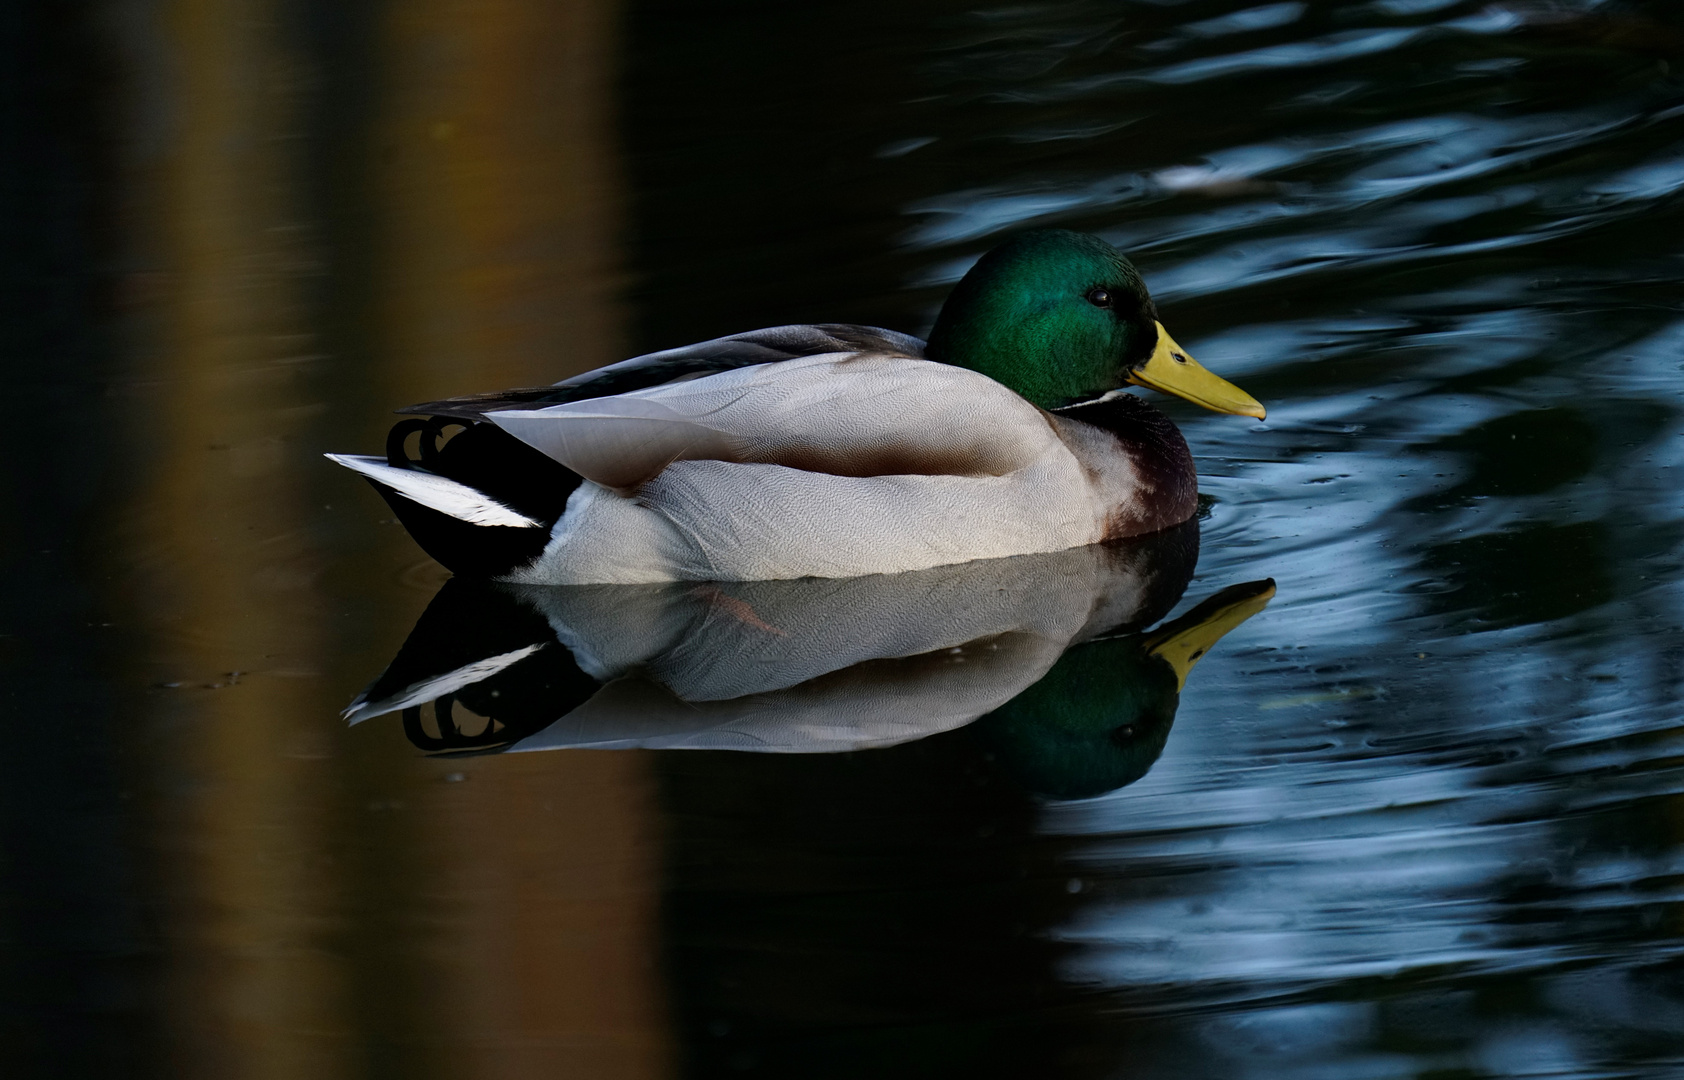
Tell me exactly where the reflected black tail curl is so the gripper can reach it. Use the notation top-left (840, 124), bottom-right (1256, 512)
top-left (402, 697), bottom-right (527, 757)
top-left (370, 417), bottom-right (582, 578)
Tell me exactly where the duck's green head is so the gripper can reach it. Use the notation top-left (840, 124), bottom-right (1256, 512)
top-left (926, 229), bottom-right (1264, 417)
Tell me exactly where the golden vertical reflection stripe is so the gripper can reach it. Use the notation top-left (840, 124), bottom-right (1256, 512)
top-left (377, 0), bottom-right (626, 402)
top-left (128, 0), bottom-right (349, 1076)
top-left (371, 1), bottom-right (671, 1078)
top-left (417, 754), bottom-right (670, 1079)
top-left (120, 0), bottom-right (664, 1070)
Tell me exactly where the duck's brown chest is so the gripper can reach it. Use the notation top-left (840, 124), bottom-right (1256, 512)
top-left (1051, 394), bottom-right (1198, 540)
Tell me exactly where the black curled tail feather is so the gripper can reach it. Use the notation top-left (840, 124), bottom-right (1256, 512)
top-left (369, 418), bottom-right (583, 578)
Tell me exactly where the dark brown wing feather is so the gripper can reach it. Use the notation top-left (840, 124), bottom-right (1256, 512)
top-left (397, 324), bottom-right (926, 421)
top-left (397, 387), bottom-right (577, 422)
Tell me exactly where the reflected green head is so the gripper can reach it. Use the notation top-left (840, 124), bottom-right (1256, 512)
top-left (975, 637), bottom-right (1180, 800)
top-left (925, 230), bottom-right (1159, 409)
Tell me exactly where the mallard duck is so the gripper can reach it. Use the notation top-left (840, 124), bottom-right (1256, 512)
top-left (328, 230), bottom-right (1264, 583)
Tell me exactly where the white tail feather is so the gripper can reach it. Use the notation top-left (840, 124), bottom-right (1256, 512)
top-left (343, 643), bottom-right (547, 725)
top-left (325, 453), bottom-right (543, 528)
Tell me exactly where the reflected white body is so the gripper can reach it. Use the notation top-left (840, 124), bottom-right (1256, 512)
top-left (350, 538), bottom-right (1187, 754)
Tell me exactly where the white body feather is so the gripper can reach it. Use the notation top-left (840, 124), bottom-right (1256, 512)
top-left (486, 354), bottom-right (1143, 584)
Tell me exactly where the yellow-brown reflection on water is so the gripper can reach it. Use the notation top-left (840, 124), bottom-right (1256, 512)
top-left (129, 0), bottom-right (347, 1075)
top-left (117, 0), bottom-right (667, 1075)
top-left (377, 0), bottom-right (626, 398)
top-left (414, 756), bottom-right (667, 1079)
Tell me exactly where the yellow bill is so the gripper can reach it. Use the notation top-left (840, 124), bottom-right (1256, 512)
top-left (1127, 321), bottom-right (1266, 419)
top-left (1140, 579), bottom-right (1276, 691)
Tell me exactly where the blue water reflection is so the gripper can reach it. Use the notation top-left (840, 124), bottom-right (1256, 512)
top-left (836, 0), bottom-right (1684, 1072)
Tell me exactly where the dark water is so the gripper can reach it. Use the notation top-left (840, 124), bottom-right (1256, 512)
top-left (7, 0), bottom-right (1684, 1076)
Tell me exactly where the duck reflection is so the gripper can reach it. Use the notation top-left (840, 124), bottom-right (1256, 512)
top-left (349, 519), bottom-right (1272, 798)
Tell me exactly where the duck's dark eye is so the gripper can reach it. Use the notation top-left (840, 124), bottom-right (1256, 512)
top-left (1085, 287), bottom-right (1112, 308)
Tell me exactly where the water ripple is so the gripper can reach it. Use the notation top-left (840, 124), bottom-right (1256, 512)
top-left (895, 0), bottom-right (1684, 1068)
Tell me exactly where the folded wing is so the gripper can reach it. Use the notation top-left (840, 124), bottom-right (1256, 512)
top-left (485, 353), bottom-right (1058, 490)
top-left (398, 323), bottom-right (926, 421)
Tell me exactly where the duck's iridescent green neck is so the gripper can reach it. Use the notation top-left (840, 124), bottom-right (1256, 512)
top-left (924, 230), bottom-right (1157, 409)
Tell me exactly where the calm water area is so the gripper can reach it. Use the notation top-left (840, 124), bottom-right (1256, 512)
top-left (7, 0), bottom-right (1684, 1076)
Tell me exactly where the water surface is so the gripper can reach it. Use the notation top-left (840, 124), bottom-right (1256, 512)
top-left (6, 0), bottom-right (1684, 1076)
